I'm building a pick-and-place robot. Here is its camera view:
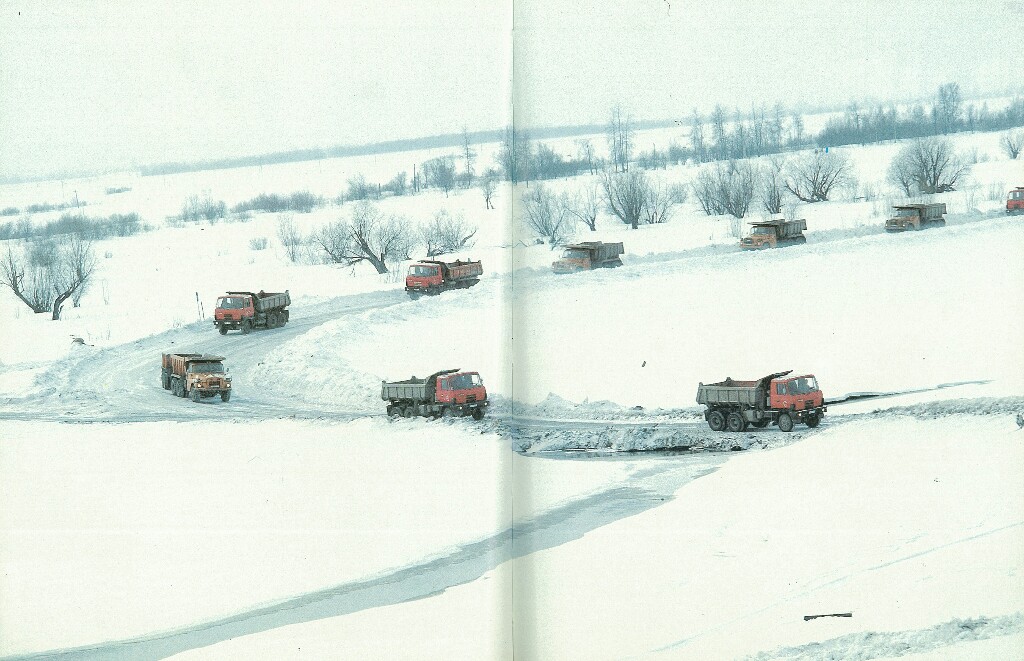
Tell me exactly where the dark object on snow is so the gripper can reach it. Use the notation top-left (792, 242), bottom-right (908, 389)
top-left (1016, 413), bottom-right (1024, 430)
top-left (804, 612), bottom-right (853, 621)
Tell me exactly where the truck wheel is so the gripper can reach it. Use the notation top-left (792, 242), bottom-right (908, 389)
top-left (218, 324), bottom-right (228, 335)
top-left (441, 407), bottom-right (454, 419)
top-left (472, 408), bottom-right (484, 421)
top-left (241, 320), bottom-right (252, 334)
top-left (401, 406), bottom-right (413, 418)
top-left (707, 410), bottom-right (726, 432)
top-left (726, 412), bottom-right (745, 433)
top-left (220, 391), bottom-right (231, 403)
top-left (805, 413), bottom-right (820, 428)
top-left (778, 412), bottom-right (794, 432)
top-left (190, 388), bottom-right (201, 403)
top-left (172, 379), bottom-right (182, 397)
top-left (161, 371), bottom-right (170, 390)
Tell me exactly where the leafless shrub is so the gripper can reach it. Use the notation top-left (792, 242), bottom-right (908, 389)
top-left (479, 168), bottom-right (499, 210)
top-left (181, 193), bottom-right (226, 222)
top-left (1002, 130), bottom-right (1024, 159)
top-left (277, 214), bottom-right (304, 263)
top-left (419, 209), bottom-right (478, 257)
top-left (562, 185), bottom-right (601, 231)
top-left (693, 161), bottom-right (757, 219)
top-left (642, 179), bottom-right (677, 224)
top-left (784, 150), bottom-right (854, 202)
top-left (887, 137), bottom-right (968, 195)
top-left (313, 201), bottom-right (416, 273)
top-left (602, 170), bottom-right (650, 229)
top-left (760, 156), bottom-right (786, 215)
top-left (249, 237), bottom-right (268, 250)
top-left (520, 184), bottom-right (575, 246)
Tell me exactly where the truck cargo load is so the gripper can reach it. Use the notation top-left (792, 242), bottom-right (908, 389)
top-left (696, 370), bottom-right (825, 432)
top-left (405, 259), bottom-right (482, 297)
top-left (885, 203), bottom-right (946, 231)
top-left (161, 353), bottom-right (232, 402)
top-left (551, 242), bottom-right (624, 273)
top-left (381, 368), bottom-right (488, 419)
top-left (214, 290), bottom-right (291, 334)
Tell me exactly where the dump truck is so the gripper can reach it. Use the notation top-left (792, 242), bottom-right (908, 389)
top-left (885, 203), bottom-right (946, 231)
top-left (551, 242), bottom-right (624, 273)
top-left (740, 219), bottom-right (808, 249)
top-left (696, 370), bottom-right (825, 433)
top-left (381, 368), bottom-right (488, 419)
top-left (213, 290), bottom-right (290, 334)
top-left (161, 353), bottom-right (232, 402)
top-left (1007, 187), bottom-right (1024, 215)
top-left (405, 259), bottom-right (482, 297)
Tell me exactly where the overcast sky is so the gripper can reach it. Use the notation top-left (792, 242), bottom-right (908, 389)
top-left (0, 0), bottom-right (1018, 179)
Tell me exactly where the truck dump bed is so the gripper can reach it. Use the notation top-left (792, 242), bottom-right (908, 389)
top-left (566, 241), bottom-right (624, 261)
top-left (442, 260), bottom-right (483, 281)
top-left (227, 290), bottom-right (290, 312)
top-left (696, 371), bottom-right (792, 407)
top-left (381, 368), bottom-right (458, 402)
top-left (748, 219), bottom-right (807, 238)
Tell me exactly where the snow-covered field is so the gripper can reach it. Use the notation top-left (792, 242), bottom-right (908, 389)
top-left (1, 124), bottom-right (1022, 659)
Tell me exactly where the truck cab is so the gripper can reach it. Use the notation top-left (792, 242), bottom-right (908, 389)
top-left (215, 294), bottom-right (253, 322)
top-left (768, 374), bottom-right (823, 411)
top-left (1007, 187), bottom-right (1024, 215)
top-left (552, 247), bottom-right (594, 273)
top-left (406, 262), bottom-right (443, 290)
top-left (435, 371), bottom-right (487, 406)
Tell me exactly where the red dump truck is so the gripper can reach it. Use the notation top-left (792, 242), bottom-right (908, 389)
top-left (214, 290), bottom-right (290, 334)
top-left (1007, 187), bottom-right (1024, 215)
top-left (405, 259), bottom-right (482, 297)
top-left (381, 368), bottom-right (488, 419)
top-left (696, 370), bottom-right (825, 432)
top-left (551, 242), bottom-right (624, 273)
top-left (161, 353), bottom-right (232, 402)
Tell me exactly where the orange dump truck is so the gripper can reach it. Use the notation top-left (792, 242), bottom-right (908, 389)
top-left (740, 219), bottom-right (807, 249)
top-left (161, 353), bottom-right (232, 403)
top-left (885, 203), bottom-right (946, 231)
top-left (405, 259), bottom-right (482, 297)
top-left (551, 242), bottom-right (624, 273)
top-left (696, 370), bottom-right (825, 432)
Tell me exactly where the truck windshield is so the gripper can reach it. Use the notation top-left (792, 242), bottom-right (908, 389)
top-left (218, 297), bottom-right (247, 309)
top-left (561, 249), bottom-right (589, 259)
top-left (408, 265), bottom-right (438, 277)
top-left (1012, 191), bottom-right (1023, 200)
top-left (188, 363), bottom-right (225, 373)
top-left (445, 373), bottom-right (483, 389)
top-left (787, 377), bottom-right (817, 394)
top-left (751, 227), bottom-right (774, 235)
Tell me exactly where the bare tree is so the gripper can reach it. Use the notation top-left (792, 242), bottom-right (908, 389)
top-left (313, 201), bottom-right (416, 274)
top-left (562, 185), bottom-right (601, 231)
top-left (497, 125), bottom-right (531, 184)
top-left (461, 126), bottom-right (476, 183)
top-left (642, 179), bottom-right (678, 225)
top-left (0, 237), bottom-right (96, 319)
top-left (419, 209), bottom-right (478, 257)
top-left (888, 137), bottom-right (969, 195)
top-left (1001, 130), bottom-right (1024, 159)
top-left (575, 139), bottom-right (597, 175)
top-left (602, 170), bottom-right (649, 229)
top-left (479, 169), bottom-right (499, 209)
top-left (520, 184), bottom-right (574, 245)
top-left (606, 105), bottom-right (634, 172)
top-left (760, 156), bottom-right (786, 215)
top-left (422, 156), bottom-right (457, 196)
top-left (277, 214), bottom-right (305, 263)
top-left (346, 174), bottom-right (372, 201)
top-left (693, 161), bottom-right (757, 219)
top-left (784, 150), bottom-right (853, 202)
top-left (935, 82), bottom-right (963, 134)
